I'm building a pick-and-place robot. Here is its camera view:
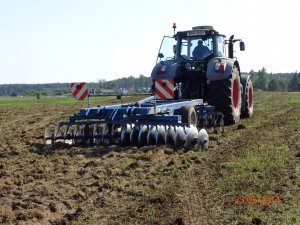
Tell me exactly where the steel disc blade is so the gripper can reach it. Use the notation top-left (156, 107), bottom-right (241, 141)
top-left (93, 124), bottom-right (102, 145)
top-left (165, 126), bottom-right (175, 145)
top-left (54, 126), bottom-right (65, 143)
top-left (197, 128), bottom-right (209, 149)
top-left (64, 127), bottom-right (74, 145)
top-left (83, 124), bottom-right (92, 145)
top-left (210, 115), bottom-right (217, 133)
top-left (112, 124), bottom-right (121, 144)
top-left (53, 126), bottom-right (60, 139)
top-left (121, 124), bottom-right (131, 146)
top-left (184, 126), bottom-right (198, 150)
top-left (155, 125), bottom-right (166, 145)
top-left (130, 125), bottom-right (139, 145)
top-left (74, 125), bottom-right (83, 145)
top-left (102, 124), bottom-right (110, 145)
top-left (174, 127), bottom-right (185, 147)
top-left (218, 115), bottom-right (224, 133)
top-left (44, 128), bottom-right (53, 145)
top-left (138, 125), bottom-right (148, 146)
top-left (147, 126), bottom-right (156, 145)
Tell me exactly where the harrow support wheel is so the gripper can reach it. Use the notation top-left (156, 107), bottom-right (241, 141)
top-left (176, 106), bottom-right (197, 127)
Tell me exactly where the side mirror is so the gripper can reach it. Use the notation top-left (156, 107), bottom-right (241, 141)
top-left (158, 53), bottom-right (164, 58)
top-left (240, 41), bottom-right (245, 51)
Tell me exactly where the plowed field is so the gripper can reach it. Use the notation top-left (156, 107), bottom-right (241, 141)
top-left (0, 93), bottom-right (299, 225)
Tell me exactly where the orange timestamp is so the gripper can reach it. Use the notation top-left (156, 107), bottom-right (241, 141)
top-left (233, 196), bottom-right (281, 205)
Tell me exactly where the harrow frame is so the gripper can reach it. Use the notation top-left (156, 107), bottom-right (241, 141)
top-left (45, 96), bottom-right (223, 149)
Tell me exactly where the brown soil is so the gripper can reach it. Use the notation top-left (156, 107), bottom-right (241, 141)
top-left (0, 93), bottom-right (299, 225)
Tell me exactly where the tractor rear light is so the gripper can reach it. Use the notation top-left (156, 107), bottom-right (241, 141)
top-left (215, 62), bottom-right (226, 72)
top-left (157, 65), bottom-right (166, 74)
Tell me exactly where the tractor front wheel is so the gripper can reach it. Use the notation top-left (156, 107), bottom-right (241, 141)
top-left (241, 77), bottom-right (254, 118)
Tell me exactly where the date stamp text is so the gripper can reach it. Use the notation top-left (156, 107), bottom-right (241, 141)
top-left (233, 196), bottom-right (281, 205)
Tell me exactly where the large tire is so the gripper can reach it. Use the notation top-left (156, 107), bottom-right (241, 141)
top-left (209, 66), bottom-right (242, 125)
top-left (241, 76), bottom-right (254, 118)
top-left (175, 106), bottom-right (197, 127)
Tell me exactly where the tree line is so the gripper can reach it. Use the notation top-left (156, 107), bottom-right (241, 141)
top-left (249, 68), bottom-right (300, 92)
top-left (0, 71), bottom-right (299, 97)
top-left (97, 75), bottom-right (152, 93)
top-left (0, 75), bottom-right (152, 96)
top-left (0, 83), bottom-right (71, 97)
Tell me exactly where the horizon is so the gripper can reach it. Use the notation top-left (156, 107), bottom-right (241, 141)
top-left (0, 70), bottom-right (298, 85)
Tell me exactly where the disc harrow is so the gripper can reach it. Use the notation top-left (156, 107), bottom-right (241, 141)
top-left (45, 96), bottom-right (224, 150)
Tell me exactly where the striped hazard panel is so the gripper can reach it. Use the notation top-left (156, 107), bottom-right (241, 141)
top-left (70, 82), bottom-right (88, 101)
top-left (155, 79), bottom-right (174, 99)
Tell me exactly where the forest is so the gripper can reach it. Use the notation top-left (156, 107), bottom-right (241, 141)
top-left (0, 75), bottom-right (151, 97)
top-left (250, 68), bottom-right (300, 92)
top-left (0, 69), bottom-right (299, 97)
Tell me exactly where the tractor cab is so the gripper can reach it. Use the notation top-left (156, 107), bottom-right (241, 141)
top-left (151, 25), bottom-right (246, 102)
top-left (157, 26), bottom-right (227, 64)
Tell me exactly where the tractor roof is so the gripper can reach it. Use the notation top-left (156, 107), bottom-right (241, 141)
top-left (175, 25), bottom-right (225, 38)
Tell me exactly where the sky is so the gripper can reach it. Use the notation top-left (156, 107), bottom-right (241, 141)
top-left (0, 0), bottom-right (299, 84)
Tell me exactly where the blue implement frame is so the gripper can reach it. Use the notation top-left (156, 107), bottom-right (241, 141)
top-left (58, 96), bottom-right (218, 128)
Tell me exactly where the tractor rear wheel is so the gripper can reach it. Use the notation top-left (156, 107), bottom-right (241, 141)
top-left (209, 66), bottom-right (241, 125)
top-left (241, 77), bottom-right (254, 118)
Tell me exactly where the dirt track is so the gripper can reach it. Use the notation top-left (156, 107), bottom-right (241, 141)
top-left (0, 93), bottom-right (299, 225)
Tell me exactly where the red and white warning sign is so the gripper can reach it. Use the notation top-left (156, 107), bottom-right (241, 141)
top-left (70, 82), bottom-right (88, 100)
top-left (155, 79), bottom-right (174, 99)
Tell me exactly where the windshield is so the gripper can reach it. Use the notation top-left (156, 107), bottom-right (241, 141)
top-left (156, 35), bottom-right (226, 63)
top-left (156, 36), bottom-right (177, 64)
top-left (180, 36), bottom-right (213, 60)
